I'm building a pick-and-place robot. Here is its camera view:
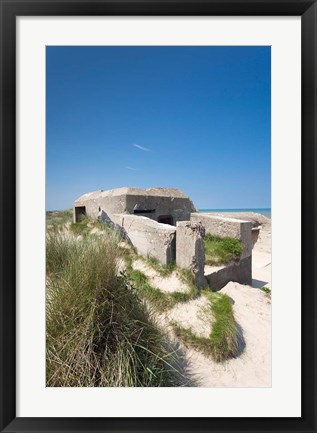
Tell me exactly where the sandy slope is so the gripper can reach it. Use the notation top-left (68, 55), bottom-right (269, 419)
top-left (132, 259), bottom-right (190, 293)
top-left (129, 213), bottom-right (272, 387)
top-left (177, 282), bottom-right (271, 387)
top-left (184, 212), bottom-right (272, 387)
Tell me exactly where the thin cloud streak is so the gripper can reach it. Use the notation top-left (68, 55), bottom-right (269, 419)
top-left (125, 166), bottom-right (137, 171)
top-left (133, 143), bottom-right (151, 152)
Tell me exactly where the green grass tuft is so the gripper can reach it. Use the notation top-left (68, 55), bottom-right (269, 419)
top-left (205, 292), bottom-right (239, 362)
top-left (126, 267), bottom-right (199, 312)
top-left (171, 323), bottom-right (213, 355)
top-left (172, 291), bottom-right (239, 363)
top-left (205, 233), bottom-right (243, 265)
top-left (142, 256), bottom-right (197, 291)
top-left (145, 255), bottom-right (177, 276)
top-left (170, 288), bottom-right (199, 303)
top-left (260, 286), bottom-right (271, 295)
top-left (69, 217), bottom-right (116, 238)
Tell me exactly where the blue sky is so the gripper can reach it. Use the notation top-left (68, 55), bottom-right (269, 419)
top-left (46, 46), bottom-right (271, 210)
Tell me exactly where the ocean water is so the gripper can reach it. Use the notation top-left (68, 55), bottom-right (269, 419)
top-left (199, 208), bottom-right (271, 219)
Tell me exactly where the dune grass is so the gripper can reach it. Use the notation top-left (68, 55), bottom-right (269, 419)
top-left (46, 209), bottom-right (73, 230)
top-left (204, 233), bottom-right (243, 266)
top-left (125, 267), bottom-right (199, 312)
top-left (141, 255), bottom-right (198, 290)
top-left (69, 216), bottom-right (114, 237)
top-left (46, 210), bottom-right (240, 381)
top-left (171, 291), bottom-right (239, 362)
top-left (46, 226), bottom-right (180, 387)
top-left (206, 292), bottom-right (239, 362)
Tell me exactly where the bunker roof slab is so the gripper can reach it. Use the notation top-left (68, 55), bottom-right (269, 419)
top-left (75, 187), bottom-right (190, 202)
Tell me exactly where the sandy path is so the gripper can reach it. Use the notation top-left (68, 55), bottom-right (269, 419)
top-left (171, 282), bottom-right (271, 387)
top-left (132, 259), bottom-right (190, 293)
top-left (166, 296), bottom-right (213, 338)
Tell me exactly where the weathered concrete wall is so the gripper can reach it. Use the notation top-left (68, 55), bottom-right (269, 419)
top-left (125, 195), bottom-right (195, 224)
top-left (191, 213), bottom-right (252, 288)
top-left (98, 210), bottom-right (131, 242)
top-left (73, 187), bottom-right (196, 225)
top-left (120, 215), bottom-right (176, 265)
top-left (73, 190), bottom-right (128, 222)
top-left (176, 221), bottom-right (207, 287)
top-left (190, 213), bottom-right (252, 259)
top-left (205, 256), bottom-right (252, 290)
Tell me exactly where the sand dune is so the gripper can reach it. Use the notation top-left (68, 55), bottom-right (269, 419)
top-left (128, 212), bottom-right (272, 387)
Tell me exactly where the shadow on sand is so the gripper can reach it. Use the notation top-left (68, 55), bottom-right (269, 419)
top-left (163, 338), bottom-right (201, 387)
top-left (236, 322), bottom-right (246, 357)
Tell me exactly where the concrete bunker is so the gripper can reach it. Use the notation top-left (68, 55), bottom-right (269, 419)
top-left (73, 187), bottom-right (196, 224)
top-left (133, 209), bottom-right (156, 215)
top-left (158, 215), bottom-right (173, 225)
top-left (74, 206), bottom-right (86, 222)
top-left (73, 187), bottom-right (253, 289)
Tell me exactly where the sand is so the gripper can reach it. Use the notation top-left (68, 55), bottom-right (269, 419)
top-left (166, 296), bottom-right (213, 338)
top-left (132, 259), bottom-right (190, 294)
top-left (176, 281), bottom-right (271, 387)
top-left (183, 213), bottom-right (271, 386)
top-left (130, 213), bottom-right (272, 387)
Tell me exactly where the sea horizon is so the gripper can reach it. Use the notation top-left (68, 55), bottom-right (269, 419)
top-left (199, 208), bottom-right (271, 218)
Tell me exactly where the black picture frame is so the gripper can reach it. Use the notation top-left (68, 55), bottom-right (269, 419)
top-left (0, 1), bottom-right (316, 432)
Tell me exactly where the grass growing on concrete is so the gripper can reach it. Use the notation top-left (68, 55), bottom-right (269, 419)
top-left (126, 267), bottom-right (199, 312)
top-left (205, 233), bottom-right (243, 265)
top-left (46, 224), bottom-right (180, 387)
top-left (171, 292), bottom-right (239, 362)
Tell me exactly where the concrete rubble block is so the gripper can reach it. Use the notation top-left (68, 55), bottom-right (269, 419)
top-left (205, 256), bottom-right (252, 290)
top-left (176, 221), bottom-right (207, 288)
top-left (108, 213), bottom-right (125, 227)
top-left (98, 210), bottom-right (131, 242)
top-left (121, 215), bottom-right (176, 265)
top-left (190, 213), bottom-right (252, 259)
